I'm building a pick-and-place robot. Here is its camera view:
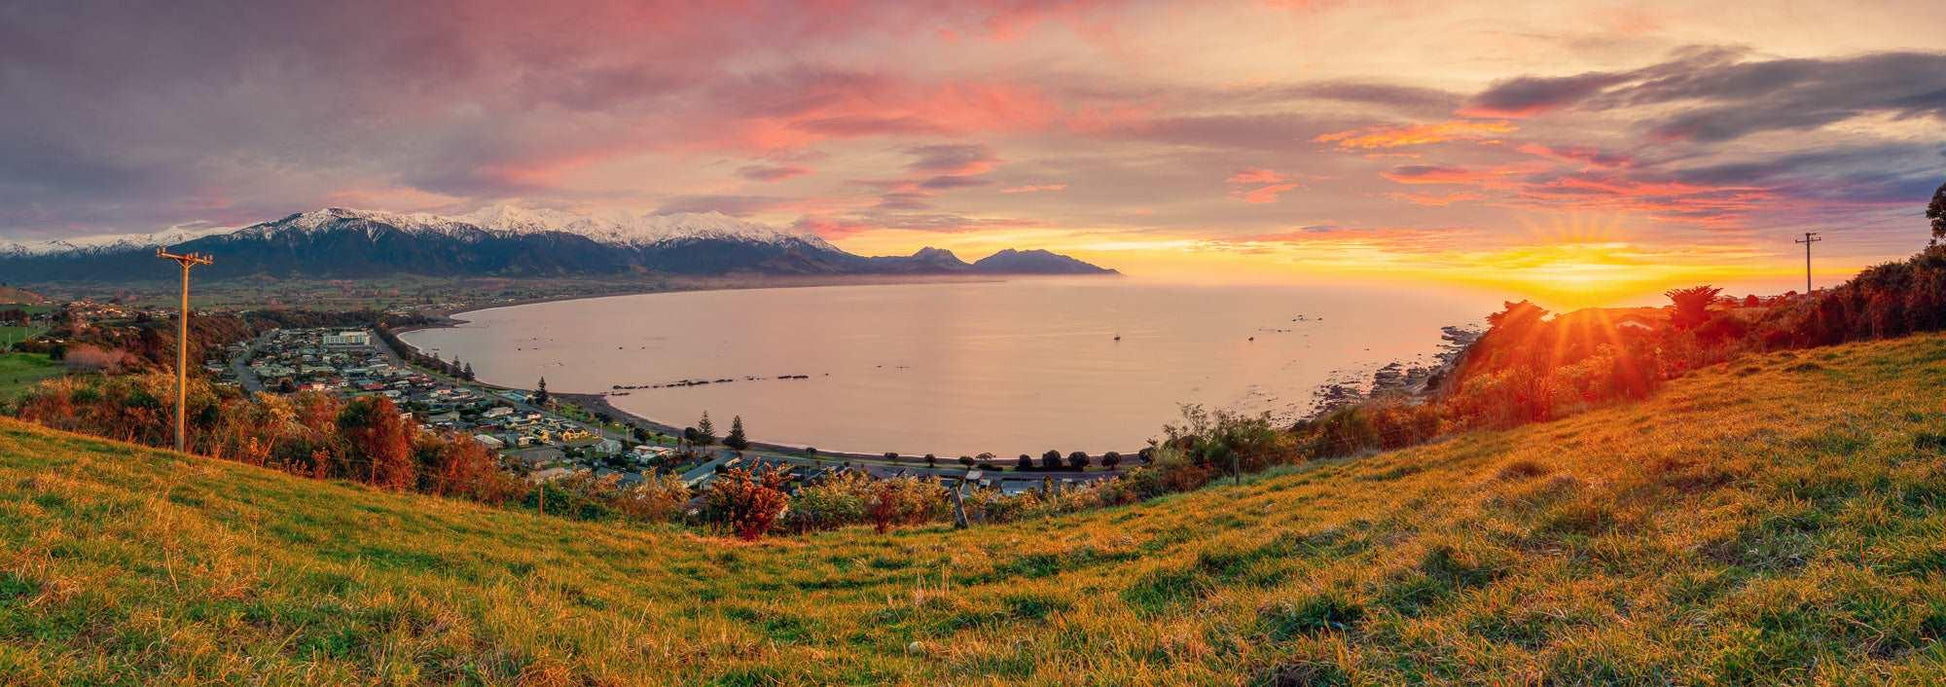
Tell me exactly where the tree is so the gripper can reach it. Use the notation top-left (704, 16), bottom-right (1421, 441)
top-left (1042, 450), bottom-right (1064, 470)
top-left (924, 453), bottom-right (938, 467)
top-left (1929, 178), bottom-right (1946, 243)
top-left (1102, 451), bottom-right (1122, 469)
top-left (1665, 285), bottom-right (1723, 330)
top-left (724, 415), bottom-right (749, 450)
top-left (533, 377), bottom-right (550, 406)
top-left (337, 396), bottom-right (414, 490)
top-left (1743, 294), bottom-right (1760, 308)
top-left (958, 455), bottom-right (975, 467)
top-left (462, 362), bottom-right (474, 380)
top-left (694, 412), bottom-right (717, 446)
top-left (884, 452), bottom-right (901, 462)
top-left (1068, 451), bottom-right (1090, 470)
top-left (1017, 454), bottom-right (1034, 470)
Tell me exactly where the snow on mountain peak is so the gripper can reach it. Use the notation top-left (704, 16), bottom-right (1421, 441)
top-left (1, 206), bottom-right (839, 257)
top-left (457, 205), bottom-right (837, 250)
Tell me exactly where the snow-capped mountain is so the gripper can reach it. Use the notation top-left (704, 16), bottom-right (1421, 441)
top-left (0, 206), bottom-right (1115, 282)
top-left (0, 224), bottom-right (235, 257)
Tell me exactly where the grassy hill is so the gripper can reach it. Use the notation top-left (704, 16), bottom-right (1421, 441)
top-left (4, 336), bottom-right (1946, 685)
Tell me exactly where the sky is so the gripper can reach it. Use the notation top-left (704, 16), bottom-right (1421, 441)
top-left (4, 0), bottom-right (1946, 307)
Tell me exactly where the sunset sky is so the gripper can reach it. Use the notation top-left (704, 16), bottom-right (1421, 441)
top-left (5, 1), bottom-right (1946, 306)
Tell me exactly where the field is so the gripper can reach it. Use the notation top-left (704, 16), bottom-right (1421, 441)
top-left (0, 353), bottom-right (60, 402)
top-left (3, 335), bottom-right (1946, 684)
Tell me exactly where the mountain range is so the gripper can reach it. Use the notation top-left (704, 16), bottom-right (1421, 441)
top-left (0, 207), bottom-right (1117, 283)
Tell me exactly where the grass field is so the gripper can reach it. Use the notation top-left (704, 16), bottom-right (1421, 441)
top-left (0, 326), bottom-right (45, 351)
top-left (3, 335), bottom-right (1946, 684)
top-left (0, 353), bottom-right (60, 402)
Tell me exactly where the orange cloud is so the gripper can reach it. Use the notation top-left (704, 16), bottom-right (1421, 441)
top-left (1384, 191), bottom-right (1485, 206)
top-left (1226, 168), bottom-right (1302, 203)
top-left (1380, 164), bottom-right (1526, 186)
top-left (1315, 120), bottom-right (1517, 150)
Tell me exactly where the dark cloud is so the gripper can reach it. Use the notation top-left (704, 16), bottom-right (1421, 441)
top-left (917, 175), bottom-right (992, 190)
top-left (1467, 48), bottom-right (1946, 142)
top-left (904, 144), bottom-right (999, 175)
top-left (736, 164), bottom-right (812, 182)
top-left (1467, 72), bottom-right (1635, 117)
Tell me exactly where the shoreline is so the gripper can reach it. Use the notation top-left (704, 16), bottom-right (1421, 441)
top-left (389, 273), bottom-right (1069, 335)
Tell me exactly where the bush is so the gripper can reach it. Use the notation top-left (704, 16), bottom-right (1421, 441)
top-left (614, 473), bottom-right (692, 523)
top-left (869, 477), bottom-right (948, 533)
top-left (784, 471), bottom-right (874, 533)
top-left (703, 467), bottom-right (790, 540)
top-left (1041, 450), bottom-right (1063, 470)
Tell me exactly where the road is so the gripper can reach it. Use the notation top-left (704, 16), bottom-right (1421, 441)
top-left (229, 332), bottom-right (269, 395)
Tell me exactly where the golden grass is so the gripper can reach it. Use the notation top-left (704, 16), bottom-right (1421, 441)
top-left (4, 335), bottom-right (1946, 684)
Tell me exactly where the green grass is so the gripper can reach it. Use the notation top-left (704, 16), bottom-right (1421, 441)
top-left (0, 326), bottom-right (45, 351)
top-left (0, 353), bottom-right (60, 401)
top-left (5, 335), bottom-right (1946, 684)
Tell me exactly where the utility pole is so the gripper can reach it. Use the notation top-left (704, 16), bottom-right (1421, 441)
top-left (156, 247), bottom-right (213, 453)
top-left (1796, 232), bottom-right (1822, 295)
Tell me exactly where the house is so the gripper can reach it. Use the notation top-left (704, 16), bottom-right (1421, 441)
top-left (595, 438), bottom-right (623, 456)
top-left (323, 330), bottom-right (370, 347)
top-left (506, 446), bottom-right (565, 468)
top-left (472, 434), bottom-right (506, 450)
top-left (527, 467), bottom-right (574, 483)
top-left (482, 406), bottom-right (514, 419)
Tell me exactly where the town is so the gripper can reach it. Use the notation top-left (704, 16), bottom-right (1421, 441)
top-left (209, 325), bottom-right (1122, 496)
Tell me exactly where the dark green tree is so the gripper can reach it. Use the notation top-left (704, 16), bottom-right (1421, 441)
top-left (1042, 450), bottom-right (1063, 470)
top-left (1664, 285), bottom-right (1722, 330)
top-left (533, 377), bottom-right (550, 406)
top-left (1017, 454), bottom-right (1034, 470)
top-left (724, 415), bottom-right (749, 450)
top-left (694, 412), bottom-right (717, 447)
top-left (1068, 451), bottom-right (1090, 470)
top-left (1929, 179), bottom-right (1946, 243)
top-left (924, 453), bottom-right (938, 467)
top-left (1102, 451), bottom-right (1122, 469)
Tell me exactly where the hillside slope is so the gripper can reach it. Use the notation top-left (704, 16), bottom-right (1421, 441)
top-left (4, 336), bottom-right (1946, 684)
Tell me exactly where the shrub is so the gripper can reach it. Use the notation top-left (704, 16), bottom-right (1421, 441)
top-left (869, 477), bottom-right (948, 533)
top-left (614, 473), bottom-right (692, 523)
top-left (703, 467), bottom-right (790, 540)
top-left (1041, 450), bottom-right (1063, 470)
top-left (784, 471), bottom-right (874, 533)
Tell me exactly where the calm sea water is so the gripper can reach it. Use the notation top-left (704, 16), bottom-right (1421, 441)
top-left (402, 279), bottom-right (1501, 456)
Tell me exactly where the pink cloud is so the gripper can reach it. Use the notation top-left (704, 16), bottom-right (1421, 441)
top-left (1227, 168), bottom-right (1302, 203)
top-left (1000, 183), bottom-right (1068, 193)
top-left (1514, 143), bottom-right (1633, 169)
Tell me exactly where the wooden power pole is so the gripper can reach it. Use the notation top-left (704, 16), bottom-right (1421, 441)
top-left (1795, 232), bottom-right (1821, 294)
top-left (156, 247), bottom-right (213, 453)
